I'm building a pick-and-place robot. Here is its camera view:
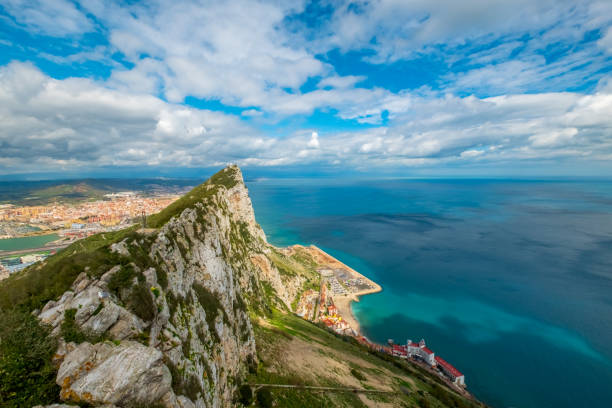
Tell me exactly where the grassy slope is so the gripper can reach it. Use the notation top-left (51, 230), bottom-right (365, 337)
top-left (251, 312), bottom-right (483, 408)
top-left (0, 226), bottom-right (138, 312)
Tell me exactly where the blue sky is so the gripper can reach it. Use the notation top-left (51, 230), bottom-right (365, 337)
top-left (0, 0), bottom-right (611, 178)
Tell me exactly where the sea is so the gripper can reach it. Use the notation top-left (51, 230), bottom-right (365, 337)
top-left (246, 177), bottom-right (612, 408)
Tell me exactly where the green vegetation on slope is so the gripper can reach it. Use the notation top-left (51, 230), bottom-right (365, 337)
top-left (0, 227), bottom-right (138, 312)
top-left (193, 282), bottom-right (229, 342)
top-left (249, 312), bottom-right (483, 408)
top-left (266, 247), bottom-right (320, 312)
top-left (0, 308), bottom-right (60, 407)
top-left (147, 165), bottom-right (239, 228)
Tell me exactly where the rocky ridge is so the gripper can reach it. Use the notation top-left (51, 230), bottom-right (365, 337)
top-left (29, 166), bottom-right (319, 408)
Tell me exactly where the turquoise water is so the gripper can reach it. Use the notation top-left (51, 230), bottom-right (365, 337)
top-left (247, 178), bottom-right (612, 408)
top-left (0, 233), bottom-right (59, 251)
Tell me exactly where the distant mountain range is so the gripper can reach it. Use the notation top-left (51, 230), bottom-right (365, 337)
top-left (0, 178), bottom-right (199, 205)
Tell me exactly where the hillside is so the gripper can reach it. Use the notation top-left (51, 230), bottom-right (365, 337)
top-left (0, 166), bottom-right (484, 408)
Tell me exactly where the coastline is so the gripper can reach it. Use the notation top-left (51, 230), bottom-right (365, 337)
top-left (296, 244), bottom-right (382, 336)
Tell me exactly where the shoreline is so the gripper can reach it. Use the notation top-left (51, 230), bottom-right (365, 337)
top-left (296, 244), bottom-right (382, 336)
top-left (333, 285), bottom-right (382, 337)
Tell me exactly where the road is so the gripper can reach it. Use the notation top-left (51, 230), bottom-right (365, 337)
top-left (248, 384), bottom-right (400, 395)
top-left (0, 244), bottom-right (70, 257)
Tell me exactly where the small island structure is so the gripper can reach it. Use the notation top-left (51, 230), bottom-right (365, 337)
top-left (292, 245), bottom-right (467, 390)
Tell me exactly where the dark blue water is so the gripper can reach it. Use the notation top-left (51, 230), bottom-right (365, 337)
top-left (246, 178), bottom-right (612, 408)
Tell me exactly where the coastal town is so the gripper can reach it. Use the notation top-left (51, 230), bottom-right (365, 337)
top-left (0, 192), bottom-right (179, 236)
top-left (0, 192), bottom-right (180, 276)
top-left (294, 249), bottom-right (467, 391)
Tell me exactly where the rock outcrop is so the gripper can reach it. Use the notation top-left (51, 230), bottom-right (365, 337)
top-left (56, 341), bottom-right (171, 406)
top-left (33, 165), bottom-right (314, 408)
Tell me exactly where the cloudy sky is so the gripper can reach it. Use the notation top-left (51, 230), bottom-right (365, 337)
top-left (1, 0), bottom-right (611, 178)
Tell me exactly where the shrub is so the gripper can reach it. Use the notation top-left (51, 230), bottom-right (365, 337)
top-left (107, 264), bottom-right (136, 294)
top-left (429, 384), bottom-right (474, 408)
top-left (61, 308), bottom-right (87, 343)
top-left (164, 357), bottom-right (201, 402)
top-left (418, 397), bottom-right (432, 408)
top-left (128, 283), bottom-right (156, 322)
top-left (92, 302), bottom-right (104, 316)
top-left (166, 291), bottom-right (185, 318)
top-left (350, 367), bottom-right (366, 381)
top-left (135, 330), bottom-right (150, 346)
top-left (0, 308), bottom-right (60, 407)
top-left (238, 384), bottom-right (253, 405)
top-left (256, 388), bottom-right (273, 407)
top-left (156, 267), bottom-right (168, 289)
top-left (193, 282), bottom-right (228, 342)
top-left (183, 374), bottom-right (201, 401)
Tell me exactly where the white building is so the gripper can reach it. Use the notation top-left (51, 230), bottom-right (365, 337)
top-left (435, 356), bottom-right (465, 386)
top-left (407, 339), bottom-right (436, 366)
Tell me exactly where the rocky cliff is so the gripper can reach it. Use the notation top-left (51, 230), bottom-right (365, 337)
top-left (14, 166), bottom-right (316, 408)
top-left (1, 165), bottom-right (483, 408)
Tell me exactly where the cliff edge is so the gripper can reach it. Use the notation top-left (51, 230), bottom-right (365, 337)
top-left (0, 166), bottom-right (484, 408)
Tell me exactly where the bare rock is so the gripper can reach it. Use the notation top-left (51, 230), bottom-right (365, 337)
top-left (177, 395), bottom-right (197, 408)
top-left (110, 239), bottom-right (130, 257)
top-left (57, 341), bottom-right (173, 406)
top-left (81, 300), bottom-right (121, 335)
top-left (107, 307), bottom-right (145, 340)
top-left (71, 272), bottom-right (91, 292)
top-left (38, 271), bottom-right (144, 340)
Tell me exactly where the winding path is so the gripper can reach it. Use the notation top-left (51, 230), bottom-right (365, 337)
top-left (248, 383), bottom-right (404, 395)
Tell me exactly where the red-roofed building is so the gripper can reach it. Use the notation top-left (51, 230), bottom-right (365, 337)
top-left (392, 344), bottom-right (407, 358)
top-left (407, 338), bottom-right (436, 366)
top-left (422, 347), bottom-right (434, 355)
top-left (435, 356), bottom-right (465, 386)
top-left (322, 318), bottom-right (334, 327)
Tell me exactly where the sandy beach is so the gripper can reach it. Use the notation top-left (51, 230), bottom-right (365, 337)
top-left (296, 244), bottom-right (382, 336)
top-left (334, 294), bottom-right (363, 334)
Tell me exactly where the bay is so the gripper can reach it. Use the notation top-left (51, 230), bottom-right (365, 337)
top-left (247, 178), bottom-right (612, 408)
top-left (0, 233), bottom-right (60, 251)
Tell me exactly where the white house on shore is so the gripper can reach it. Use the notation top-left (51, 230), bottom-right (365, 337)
top-left (435, 356), bottom-right (465, 386)
top-left (407, 339), bottom-right (436, 366)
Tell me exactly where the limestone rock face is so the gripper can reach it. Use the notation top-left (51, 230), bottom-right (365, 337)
top-left (225, 167), bottom-right (267, 245)
top-left (37, 271), bottom-right (144, 340)
top-left (56, 341), bottom-right (171, 406)
top-left (35, 166), bottom-right (311, 408)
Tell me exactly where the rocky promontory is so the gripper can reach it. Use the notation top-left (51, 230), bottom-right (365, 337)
top-left (0, 166), bottom-right (485, 408)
